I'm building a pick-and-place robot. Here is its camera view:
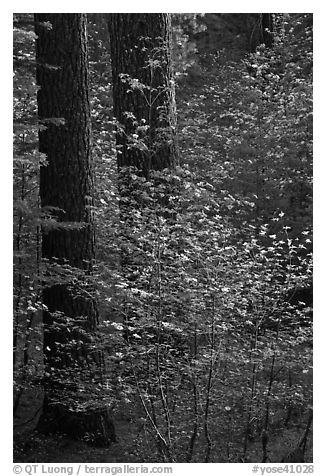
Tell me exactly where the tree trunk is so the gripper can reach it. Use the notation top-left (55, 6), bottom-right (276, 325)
top-left (260, 14), bottom-right (273, 48)
top-left (108, 13), bottom-right (177, 175)
top-left (107, 15), bottom-right (178, 343)
top-left (34, 13), bottom-right (116, 445)
top-left (107, 19), bottom-right (179, 434)
top-left (107, 13), bottom-right (178, 230)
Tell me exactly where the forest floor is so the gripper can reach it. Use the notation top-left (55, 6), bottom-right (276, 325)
top-left (13, 337), bottom-right (312, 463)
top-left (13, 387), bottom-right (143, 463)
top-left (13, 428), bottom-right (313, 464)
top-left (14, 427), bottom-right (142, 463)
top-left (14, 402), bottom-right (313, 464)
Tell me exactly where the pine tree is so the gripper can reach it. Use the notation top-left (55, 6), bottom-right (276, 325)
top-left (107, 14), bottom-right (179, 341)
top-left (34, 13), bottom-right (115, 445)
top-left (108, 13), bottom-right (177, 175)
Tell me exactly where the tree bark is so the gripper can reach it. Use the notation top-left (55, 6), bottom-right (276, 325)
top-left (108, 13), bottom-right (177, 175)
top-left (107, 15), bottom-right (178, 340)
top-left (107, 16), bottom-right (179, 403)
top-left (34, 13), bottom-right (115, 445)
top-left (260, 14), bottom-right (273, 48)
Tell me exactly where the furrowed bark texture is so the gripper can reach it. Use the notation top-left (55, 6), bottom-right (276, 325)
top-left (107, 14), bottom-right (179, 374)
top-left (108, 13), bottom-right (177, 174)
top-left (35, 13), bottom-right (115, 445)
top-left (36, 13), bottom-right (95, 322)
top-left (260, 14), bottom-right (274, 47)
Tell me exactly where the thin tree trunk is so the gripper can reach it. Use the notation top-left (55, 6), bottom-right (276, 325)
top-left (186, 327), bottom-right (199, 462)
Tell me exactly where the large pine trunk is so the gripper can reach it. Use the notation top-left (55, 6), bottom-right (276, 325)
top-left (108, 13), bottom-right (177, 174)
top-left (107, 13), bottom-right (178, 236)
top-left (260, 14), bottom-right (274, 47)
top-left (107, 14), bottom-right (178, 330)
top-left (107, 16), bottom-right (178, 459)
top-left (34, 13), bottom-right (115, 445)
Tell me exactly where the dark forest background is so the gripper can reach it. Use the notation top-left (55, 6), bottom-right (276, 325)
top-left (13, 13), bottom-right (312, 463)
